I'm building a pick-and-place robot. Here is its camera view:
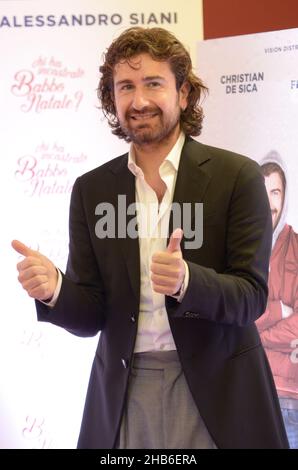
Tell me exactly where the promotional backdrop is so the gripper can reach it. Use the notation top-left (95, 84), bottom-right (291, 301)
top-left (198, 28), bottom-right (298, 231)
top-left (0, 0), bottom-right (203, 449)
top-left (1, 0), bottom-right (297, 449)
top-left (197, 27), bottom-right (298, 447)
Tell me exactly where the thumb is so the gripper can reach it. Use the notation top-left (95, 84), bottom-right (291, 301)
top-left (11, 239), bottom-right (36, 257)
top-left (167, 228), bottom-right (183, 253)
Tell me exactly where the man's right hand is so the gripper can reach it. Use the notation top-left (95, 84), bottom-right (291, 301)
top-left (11, 240), bottom-right (58, 301)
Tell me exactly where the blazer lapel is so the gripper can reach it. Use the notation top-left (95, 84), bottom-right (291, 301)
top-left (170, 138), bottom-right (212, 255)
top-left (112, 157), bottom-right (140, 304)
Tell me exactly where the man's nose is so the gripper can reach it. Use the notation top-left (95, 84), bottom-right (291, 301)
top-left (268, 199), bottom-right (275, 211)
top-left (131, 88), bottom-right (150, 110)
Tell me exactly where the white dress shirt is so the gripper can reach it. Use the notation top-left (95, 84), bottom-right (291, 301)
top-left (127, 132), bottom-right (189, 353)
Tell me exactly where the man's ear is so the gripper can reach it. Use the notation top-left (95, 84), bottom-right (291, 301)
top-left (179, 81), bottom-right (191, 111)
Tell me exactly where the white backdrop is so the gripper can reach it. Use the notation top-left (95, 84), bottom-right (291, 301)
top-left (0, 0), bottom-right (203, 449)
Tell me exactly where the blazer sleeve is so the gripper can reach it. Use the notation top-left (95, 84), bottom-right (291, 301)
top-left (166, 160), bottom-right (272, 327)
top-left (35, 177), bottom-right (106, 337)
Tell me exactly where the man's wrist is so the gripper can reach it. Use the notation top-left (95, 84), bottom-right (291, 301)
top-left (170, 261), bottom-right (189, 302)
top-left (172, 279), bottom-right (185, 298)
top-left (40, 268), bottom-right (62, 308)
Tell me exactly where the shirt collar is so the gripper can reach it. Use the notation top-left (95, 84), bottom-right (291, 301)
top-left (127, 132), bottom-right (185, 178)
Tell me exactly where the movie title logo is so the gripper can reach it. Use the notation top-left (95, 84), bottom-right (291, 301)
top-left (11, 56), bottom-right (84, 113)
top-left (22, 415), bottom-right (53, 449)
top-left (220, 72), bottom-right (264, 94)
top-left (21, 328), bottom-right (43, 350)
top-left (15, 141), bottom-right (87, 197)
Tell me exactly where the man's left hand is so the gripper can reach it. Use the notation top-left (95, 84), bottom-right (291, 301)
top-left (151, 228), bottom-right (185, 295)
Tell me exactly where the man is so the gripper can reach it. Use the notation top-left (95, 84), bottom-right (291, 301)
top-left (256, 151), bottom-right (298, 448)
top-left (12, 27), bottom-right (288, 449)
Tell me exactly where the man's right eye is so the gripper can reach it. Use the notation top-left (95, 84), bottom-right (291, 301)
top-left (121, 84), bottom-right (134, 91)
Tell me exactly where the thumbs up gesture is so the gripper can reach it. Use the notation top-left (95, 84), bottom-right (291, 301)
top-left (151, 228), bottom-right (185, 295)
top-left (11, 240), bottom-right (58, 301)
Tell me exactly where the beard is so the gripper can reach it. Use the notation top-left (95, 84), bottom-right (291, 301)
top-left (272, 209), bottom-right (281, 230)
top-left (119, 105), bottom-right (181, 146)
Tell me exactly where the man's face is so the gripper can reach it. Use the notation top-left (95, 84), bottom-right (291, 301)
top-left (264, 171), bottom-right (284, 230)
top-left (113, 53), bottom-right (189, 146)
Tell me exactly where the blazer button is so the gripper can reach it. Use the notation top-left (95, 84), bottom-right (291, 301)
top-left (184, 311), bottom-right (199, 318)
top-left (121, 358), bottom-right (129, 369)
top-left (131, 314), bottom-right (136, 323)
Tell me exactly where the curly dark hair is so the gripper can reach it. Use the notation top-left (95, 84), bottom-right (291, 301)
top-left (98, 27), bottom-right (208, 142)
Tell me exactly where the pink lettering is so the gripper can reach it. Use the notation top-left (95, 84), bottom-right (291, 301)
top-left (15, 155), bottom-right (37, 182)
top-left (22, 416), bottom-right (44, 439)
top-left (21, 93), bottom-right (73, 113)
top-left (11, 70), bottom-right (34, 97)
top-left (31, 77), bottom-right (64, 93)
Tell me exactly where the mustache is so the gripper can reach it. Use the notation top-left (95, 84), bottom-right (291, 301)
top-left (126, 107), bottom-right (160, 118)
